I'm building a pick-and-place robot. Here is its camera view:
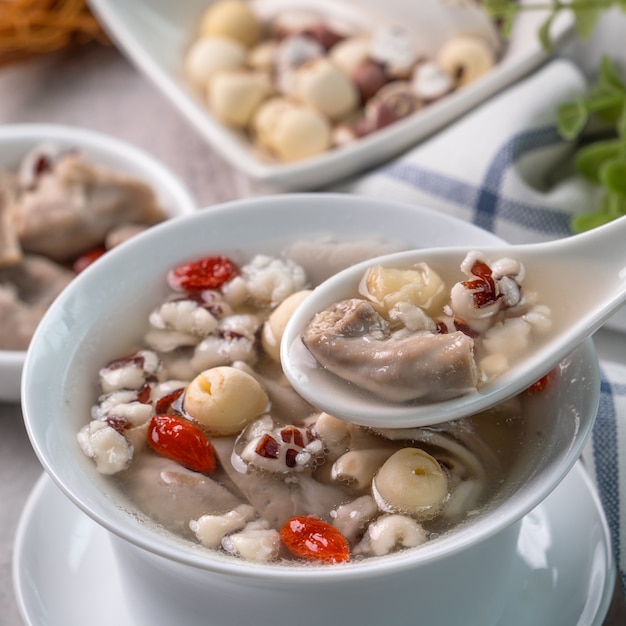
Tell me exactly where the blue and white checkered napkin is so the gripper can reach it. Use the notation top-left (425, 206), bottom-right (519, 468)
top-left (343, 58), bottom-right (626, 592)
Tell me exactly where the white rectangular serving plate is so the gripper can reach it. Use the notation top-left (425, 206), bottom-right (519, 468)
top-left (87, 0), bottom-right (573, 190)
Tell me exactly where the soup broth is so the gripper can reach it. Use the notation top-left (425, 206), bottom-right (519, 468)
top-left (77, 239), bottom-right (552, 565)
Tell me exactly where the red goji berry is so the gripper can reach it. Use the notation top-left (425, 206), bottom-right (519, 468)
top-left (155, 388), bottom-right (185, 415)
top-left (280, 516), bottom-right (350, 564)
top-left (148, 414), bottom-right (216, 473)
top-left (168, 256), bottom-right (240, 292)
top-left (73, 246), bottom-right (107, 274)
top-left (524, 372), bottom-right (552, 395)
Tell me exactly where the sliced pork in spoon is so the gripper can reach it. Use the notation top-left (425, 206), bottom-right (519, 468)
top-left (301, 297), bottom-right (478, 402)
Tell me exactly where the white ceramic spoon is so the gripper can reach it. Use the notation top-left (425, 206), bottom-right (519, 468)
top-left (281, 215), bottom-right (626, 428)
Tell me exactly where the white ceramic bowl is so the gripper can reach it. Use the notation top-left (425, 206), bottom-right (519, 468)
top-left (21, 194), bottom-right (599, 626)
top-left (0, 123), bottom-right (197, 403)
top-left (86, 0), bottom-right (572, 190)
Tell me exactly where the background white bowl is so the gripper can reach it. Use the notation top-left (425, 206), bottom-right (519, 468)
top-left (86, 0), bottom-right (573, 190)
top-left (0, 123), bottom-right (197, 403)
top-left (21, 194), bottom-right (600, 626)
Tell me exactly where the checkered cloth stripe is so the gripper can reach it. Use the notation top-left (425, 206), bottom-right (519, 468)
top-left (382, 125), bottom-right (574, 237)
top-left (585, 365), bottom-right (626, 592)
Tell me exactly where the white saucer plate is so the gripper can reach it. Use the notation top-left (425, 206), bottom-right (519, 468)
top-left (13, 462), bottom-right (614, 626)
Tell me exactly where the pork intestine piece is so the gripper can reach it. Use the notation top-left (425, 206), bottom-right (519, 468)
top-left (121, 452), bottom-right (244, 536)
top-left (0, 255), bottom-right (74, 350)
top-left (0, 171), bottom-right (22, 267)
top-left (302, 298), bottom-right (479, 402)
top-left (0, 286), bottom-right (46, 350)
top-left (15, 153), bottom-right (166, 262)
top-left (212, 436), bottom-right (348, 529)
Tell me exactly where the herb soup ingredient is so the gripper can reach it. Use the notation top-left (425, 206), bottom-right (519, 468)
top-left (301, 251), bottom-right (550, 403)
top-left (79, 242), bottom-right (534, 566)
top-left (168, 255), bottom-right (241, 292)
top-left (280, 515), bottom-right (351, 564)
top-left (148, 414), bottom-right (217, 474)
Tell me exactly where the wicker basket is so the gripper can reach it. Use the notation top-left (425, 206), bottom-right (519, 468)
top-left (0, 0), bottom-right (108, 66)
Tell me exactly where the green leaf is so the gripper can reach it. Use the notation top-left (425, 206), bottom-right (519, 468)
top-left (588, 57), bottom-right (626, 125)
top-left (573, 5), bottom-right (603, 40)
top-left (590, 88), bottom-right (624, 113)
top-left (556, 98), bottom-right (589, 139)
top-left (600, 159), bottom-right (626, 196)
top-left (483, 0), bottom-right (514, 15)
top-left (574, 139), bottom-right (623, 183)
top-left (586, 89), bottom-right (626, 125)
top-left (606, 188), bottom-right (626, 215)
top-left (598, 56), bottom-right (626, 92)
top-left (616, 101), bottom-right (626, 138)
top-left (538, 13), bottom-right (556, 50)
top-left (571, 210), bottom-right (618, 233)
top-left (591, 81), bottom-right (626, 102)
top-left (571, 188), bottom-right (626, 232)
top-left (499, 12), bottom-right (517, 39)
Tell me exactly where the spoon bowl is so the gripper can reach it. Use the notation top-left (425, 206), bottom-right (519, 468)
top-left (281, 216), bottom-right (626, 428)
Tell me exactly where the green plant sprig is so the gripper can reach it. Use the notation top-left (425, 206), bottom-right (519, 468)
top-left (556, 57), bottom-right (626, 231)
top-left (485, 1), bottom-right (626, 231)
top-left (484, 0), bottom-right (624, 49)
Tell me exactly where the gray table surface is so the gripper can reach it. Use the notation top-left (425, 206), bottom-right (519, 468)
top-left (2, 16), bottom-right (626, 624)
